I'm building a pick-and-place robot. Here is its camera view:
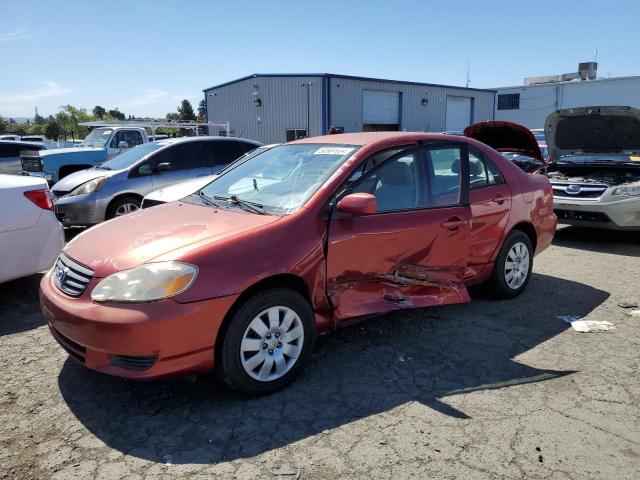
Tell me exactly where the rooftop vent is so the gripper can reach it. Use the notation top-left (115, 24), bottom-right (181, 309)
top-left (524, 62), bottom-right (597, 85)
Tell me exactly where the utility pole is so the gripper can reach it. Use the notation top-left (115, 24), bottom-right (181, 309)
top-left (302, 81), bottom-right (312, 138)
top-left (466, 61), bottom-right (470, 88)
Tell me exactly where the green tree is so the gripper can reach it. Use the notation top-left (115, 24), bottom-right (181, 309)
top-left (177, 99), bottom-right (196, 121)
top-left (0, 116), bottom-right (8, 133)
top-left (92, 106), bottom-right (107, 119)
top-left (10, 123), bottom-right (29, 136)
top-left (34, 112), bottom-right (45, 125)
top-left (197, 100), bottom-right (206, 121)
top-left (45, 119), bottom-right (63, 140)
top-left (29, 124), bottom-right (44, 135)
top-left (108, 109), bottom-right (125, 120)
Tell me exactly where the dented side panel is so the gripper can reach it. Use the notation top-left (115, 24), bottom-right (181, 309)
top-left (327, 206), bottom-right (472, 320)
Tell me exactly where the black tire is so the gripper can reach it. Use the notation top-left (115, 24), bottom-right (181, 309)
top-left (217, 288), bottom-right (316, 396)
top-left (486, 230), bottom-right (533, 299)
top-left (106, 196), bottom-right (141, 220)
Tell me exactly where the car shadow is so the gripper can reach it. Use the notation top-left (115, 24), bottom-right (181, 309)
top-left (0, 274), bottom-right (46, 336)
top-left (553, 225), bottom-right (640, 257)
top-left (57, 273), bottom-right (608, 464)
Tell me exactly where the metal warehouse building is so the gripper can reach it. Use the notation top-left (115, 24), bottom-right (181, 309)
top-left (494, 63), bottom-right (640, 129)
top-left (203, 74), bottom-right (496, 144)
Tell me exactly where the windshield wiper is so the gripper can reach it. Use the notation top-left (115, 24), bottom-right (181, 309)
top-left (213, 195), bottom-right (267, 215)
top-left (196, 191), bottom-right (220, 207)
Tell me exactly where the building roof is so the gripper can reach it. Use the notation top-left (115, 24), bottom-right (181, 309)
top-left (203, 73), bottom-right (496, 94)
top-left (495, 75), bottom-right (640, 90)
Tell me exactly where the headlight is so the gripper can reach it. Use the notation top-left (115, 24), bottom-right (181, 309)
top-left (68, 177), bottom-right (106, 197)
top-left (612, 185), bottom-right (640, 196)
top-left (91, 261), bottom-right (198, 303)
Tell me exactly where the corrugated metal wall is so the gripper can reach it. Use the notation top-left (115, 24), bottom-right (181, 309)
top-left (329, 77), bottom-right (495, 133)
top-left (494, 77), bottom-right (640, 129)
top-left (205, 74), bottom-right (495, 143)
top-left (205, 75), bottom-right (323, 144)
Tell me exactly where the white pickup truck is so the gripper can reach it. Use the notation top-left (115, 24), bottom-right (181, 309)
top-left (21, 126), bottom-right (151, 184)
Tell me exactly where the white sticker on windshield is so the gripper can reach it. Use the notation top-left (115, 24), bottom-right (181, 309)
top-left (314, 147), bottom-right (354, 155)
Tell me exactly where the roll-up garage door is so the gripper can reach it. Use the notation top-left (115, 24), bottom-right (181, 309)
top-left (445, 96), bottom-right (472, 132)
top-left (363, 90), bottom-right (400, 131)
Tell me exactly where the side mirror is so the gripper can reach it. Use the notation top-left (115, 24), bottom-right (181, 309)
top-left (336, 193), bottom-right (377, 216)
top-left (117, 140), bottom-right (128, 149)
top-left (154, 162), bottom-right (171, 173)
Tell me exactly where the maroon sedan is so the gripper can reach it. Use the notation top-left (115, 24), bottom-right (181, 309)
top-left (41, 132), bottom-right (556, 395)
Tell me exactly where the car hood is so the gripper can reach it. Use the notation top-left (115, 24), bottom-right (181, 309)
top-left (64, 202), bottom-right (281, 277)
top-left (145, 175), bottom-right (218, 202)
top-left (51, 167), bottom-right (115, 192)
top-left (545, 106), bottom-right (640, 160)
top-left (464, 121), bottom-right (543, 161)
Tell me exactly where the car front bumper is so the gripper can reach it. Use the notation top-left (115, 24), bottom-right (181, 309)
top-left (40, 269), bottom-right (239, 379)
top-left (553, 195), bottom-right (640, 231)
top-left (53, 193), bottom-right (109, 226)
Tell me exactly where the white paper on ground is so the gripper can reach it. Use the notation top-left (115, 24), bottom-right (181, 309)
top-left (556, 315), bottom-right (615, 333)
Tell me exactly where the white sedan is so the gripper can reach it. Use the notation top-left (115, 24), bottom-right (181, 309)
top-left (0, 175), bottom-right (64, 283)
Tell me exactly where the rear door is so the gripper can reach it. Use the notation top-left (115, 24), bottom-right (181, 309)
top-left (326, 143), bottom-right (472, 321)
top-left (466, 147), bottom-right (512, 274)
top-left (151, 141), bottom-right (211, 188)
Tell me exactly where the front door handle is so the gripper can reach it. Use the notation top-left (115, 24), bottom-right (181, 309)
top-left (493, 193), bottom-right (506, 204)
top-left (441, 217), bottom-right (469, 231)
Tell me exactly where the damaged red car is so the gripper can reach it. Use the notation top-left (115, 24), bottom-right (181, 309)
top-left (41, 132), bottom-right (556, 395)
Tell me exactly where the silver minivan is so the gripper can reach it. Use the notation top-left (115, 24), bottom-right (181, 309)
top-left (51, 136), bottom-right (261, 226)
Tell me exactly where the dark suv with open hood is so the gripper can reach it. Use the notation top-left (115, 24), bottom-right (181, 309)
top-left (544, 106), bottom-right (640, 230)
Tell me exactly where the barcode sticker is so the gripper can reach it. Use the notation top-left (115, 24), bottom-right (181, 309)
top-left (314, 147), bottom-right (354, 155)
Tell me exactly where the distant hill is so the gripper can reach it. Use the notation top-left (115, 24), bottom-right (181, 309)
top-left (9, 117), bottom-right (33, 124)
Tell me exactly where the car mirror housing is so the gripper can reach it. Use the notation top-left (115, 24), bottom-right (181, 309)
top-left (155, 162), bottom-right (171, 173)
top-left (336, 193), bottom-right (377, 216)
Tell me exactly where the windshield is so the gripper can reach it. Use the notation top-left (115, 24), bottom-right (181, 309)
top-left (97, 142), bottom-right (164, 170)
top-left (198, 143), bottom-right (357, 214)
top-left (82, 128), bottom-right (113, 147)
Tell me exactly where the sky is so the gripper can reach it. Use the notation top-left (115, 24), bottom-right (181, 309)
top-left (2, 0), bottom-right (639, 119)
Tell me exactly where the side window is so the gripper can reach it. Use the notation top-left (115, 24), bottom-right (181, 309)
top-left (427, 146), bottom-right (462, 206)
top-left (110, 130), bottom-right (143, 148)
top-left (158, 142), bottom-right (208, 171)
top-left (207, 141), bottom-right (248, 166)
top-left (350, 151), bottom-right (422, 212)
top-left (133, 155), bottom-right (159, 177)
top-left (468, 147), bottom-right (503, 188)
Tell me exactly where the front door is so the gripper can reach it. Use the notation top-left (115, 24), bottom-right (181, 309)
top-left (327, 143), bottom-right (472, 321)
top-left (151, 141), bottom-right (212, 189)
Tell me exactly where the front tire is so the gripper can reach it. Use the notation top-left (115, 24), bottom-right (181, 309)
top-left (106, 196), bottom-right (141, 220)
top-left (217, 288), bottom-right (316, 395)
top-left (487, 230), bottom-right (533, 299)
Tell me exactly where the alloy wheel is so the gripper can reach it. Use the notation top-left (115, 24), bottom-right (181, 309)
top-left (114, 203), bottom-right (139, 216)
top-left (240, 306), bottom-right (304, 382)
top-left (504, 241), bottom-right (530, 289)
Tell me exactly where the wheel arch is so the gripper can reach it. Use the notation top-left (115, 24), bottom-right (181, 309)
top-left (214, 273), bottom-right (312, 363)
top-left (106, 192), bottom-right (144, 217)
top-left (510, 221), bottom-right (537, 253)
top-left (58, 164), bottom-right (94, 180)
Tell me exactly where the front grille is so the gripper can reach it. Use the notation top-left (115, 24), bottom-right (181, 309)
top-left (20, 152), bottom-right (42, 172)
top-left (552, 183), bottom-right (608, 200)
top-left (49, 325), bottom-right (86, 364)
top-left (109, 354), bottom-right (157, 371)
top-left (554, 209), bottom-right (611, 223)
top-left (141, 199), bottom-right (165, 209)
top-left (53, 253), bottom-right (94, 297)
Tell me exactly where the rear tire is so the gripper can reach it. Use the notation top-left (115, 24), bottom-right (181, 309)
top-left (487, 230), bottom-right (533, 299)
top-left (106, 196), bottom-right (141, 220)
top-left (217, 288), bottom-right (316, 396)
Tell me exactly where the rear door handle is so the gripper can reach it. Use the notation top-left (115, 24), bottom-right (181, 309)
top-left (441, 217), bottom-right (469, 231)
top-left (493, 193), bottom-right (506, 204)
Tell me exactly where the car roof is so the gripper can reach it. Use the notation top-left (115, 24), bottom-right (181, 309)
top-left (289, 131), bottom-right (467, 147)
top-left (153, 136), bottom-right (262, 146)
top-left (0, 140), bottom-right (47, 148)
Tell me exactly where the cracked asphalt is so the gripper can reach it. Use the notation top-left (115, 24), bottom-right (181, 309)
top-left (1, 225), bottom-right (639, 479)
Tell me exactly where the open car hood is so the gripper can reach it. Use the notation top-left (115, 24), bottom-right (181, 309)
top-left (545, 106), bottom-right (640, 160)
top-left (464, 121), bottom-right (542, 162)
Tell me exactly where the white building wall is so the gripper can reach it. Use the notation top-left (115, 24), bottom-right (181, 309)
top-left (494, 76), bottom-right (640, 129)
